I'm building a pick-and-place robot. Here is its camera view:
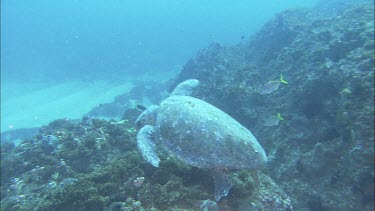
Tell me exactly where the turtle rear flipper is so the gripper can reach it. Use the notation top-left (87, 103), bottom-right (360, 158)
top-left (170, 79), bottom-right (200, 96)
top-left (212, 168), bottom-right (233, 201)
top-left (136, 125), bottom-right (160, 167)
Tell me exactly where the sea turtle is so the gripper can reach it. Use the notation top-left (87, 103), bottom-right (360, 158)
top-left (135, 79), bottom-right (267, 201)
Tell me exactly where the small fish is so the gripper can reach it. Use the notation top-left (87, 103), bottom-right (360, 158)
top-left (263, 113), bottom-right (284, 127)
top-left (136, 104), bottom-right (147, 111)
top-left (259, 74), bottom-right (288, 94)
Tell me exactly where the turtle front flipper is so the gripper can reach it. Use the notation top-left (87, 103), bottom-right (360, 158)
top-left (212, 168), bottom-right (233, 201)
top-left (170, 79), bottom-right (200, 96)
top-left (136, 125), bottom-right (160, 167)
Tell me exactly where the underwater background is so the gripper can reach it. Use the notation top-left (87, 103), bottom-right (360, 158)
top-left (1, 0), bottom-right (374, 210)
top-left (1, 0), bottom-right (317, 132)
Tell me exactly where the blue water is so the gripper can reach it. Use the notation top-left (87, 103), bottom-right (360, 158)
top-left (1, 0), bottom-right (316, 132)
top-left (1, 0), bottom-right (317, 81)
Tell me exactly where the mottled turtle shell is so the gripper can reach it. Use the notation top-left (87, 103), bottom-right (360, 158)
top-left (155, 95), bottom-right (267, 169)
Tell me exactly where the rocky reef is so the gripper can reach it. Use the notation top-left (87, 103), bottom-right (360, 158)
top-left (175, 0), bottom-right (374, 210)
top-left (1, 0), bottom-right (374, 210)
top-left (1, 117), bottom-right (292, 210)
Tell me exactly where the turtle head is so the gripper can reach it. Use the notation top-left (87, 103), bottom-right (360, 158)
top-left (170, 79), bottom-right (200, 96)
top-left (135, 105), bottom-right (159, 129)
